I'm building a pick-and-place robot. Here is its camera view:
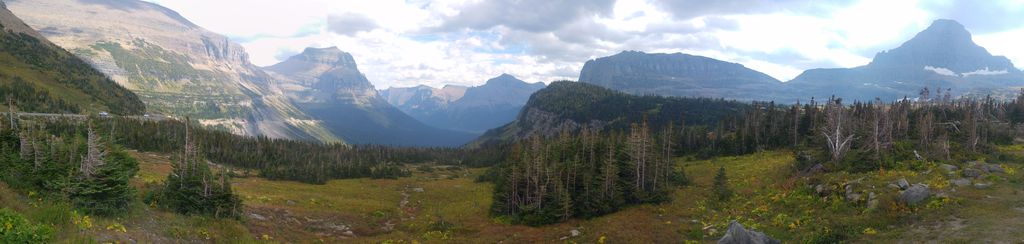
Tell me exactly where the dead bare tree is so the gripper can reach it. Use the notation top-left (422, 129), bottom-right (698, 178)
top-left (823, 97), bottom-right (854, 163)
top-left (79, 125), bottom-right (106, 178)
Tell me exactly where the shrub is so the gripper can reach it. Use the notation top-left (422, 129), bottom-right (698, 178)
top-left (0, 208), bottom-right (54, 243)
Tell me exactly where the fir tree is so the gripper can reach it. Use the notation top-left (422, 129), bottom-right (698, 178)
top-left (712, 166), bottom-right (732, 202)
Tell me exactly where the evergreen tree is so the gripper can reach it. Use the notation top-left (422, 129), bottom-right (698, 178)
top-left (712, 166), bottom-right (732, 202)
top-left (68, 126), bottom-right (138, 216)
top-left (149, 120), bottom-right (242, 218)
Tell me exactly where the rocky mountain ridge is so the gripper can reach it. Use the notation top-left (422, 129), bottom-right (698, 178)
top-left (382, 74), bottom-right (545, 134)
top-left (267, 46), bottom-right (477, 146)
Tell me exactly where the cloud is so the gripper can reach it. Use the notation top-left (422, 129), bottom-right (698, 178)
top-left (327, 13), bottom-right (379, 36)
top-left (650, 0), bottom-right (857, 20)
top-left (434, 0), bottom-right (616, 32)
top-left (920, 0), bottom-right (1024, 34)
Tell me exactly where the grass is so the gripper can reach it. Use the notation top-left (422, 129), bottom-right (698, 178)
top-left (4, 147), bottom-right (1022, 243)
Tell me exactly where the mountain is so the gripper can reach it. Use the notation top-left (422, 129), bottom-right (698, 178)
top-left (470, 81), bottom-right (749, 147)
top-left (787, 19), bottom-right (1024, 101)
top-left (266, 47), bottom-right (477, 147)
top-left (0, 1), bottom-right (144, 114)
top-left (578, 51), bottom-right (784, 101)
top-left (6, 0), bottom-right (339, 142)
top-left (381, 74), bottom-right (545, 133)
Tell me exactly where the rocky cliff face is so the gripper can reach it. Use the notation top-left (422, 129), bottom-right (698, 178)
top-left (788, 19), bottom-right (1024, 101)
top-left (267, 47), bottom-right (477, 147)
top-left (579, 51), bottom-right (784, 101)
top-left (6, 0), bottom-right (338, 142)
top-left (382, 74), bottom-right (545, 134)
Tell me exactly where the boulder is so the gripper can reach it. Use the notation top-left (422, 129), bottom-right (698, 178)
top-left (896, 178), bottom-right (910, 190)
top-left (962, 168), bottom-right (984, 178)
top-left (939, 164), bottom-right (959, 172)
top-left (899, 184), bottom-right (931, 205)
top-left (974, 182), bottom-right (992, 189)
top-left (951, 178), bottom-right (971, 187)
top-left (866, 192), bottom-right (879, 210)
top-left (814, 184), bottom-right (832, 196)
top-left (982, 164), bottom-right (1005, 174)
top-left (718, 221), bottom-right (781, 244)
top-left (846, 193), bottom-right (863, 202)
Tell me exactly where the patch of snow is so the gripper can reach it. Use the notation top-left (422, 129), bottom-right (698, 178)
top-left (924, 66), bottom-right (958, 77)
top-left (962, 67), bottom-right (1008, 77)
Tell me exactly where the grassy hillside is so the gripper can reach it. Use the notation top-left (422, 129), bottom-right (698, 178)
top-left (0, 24), bottom-right (145, 115)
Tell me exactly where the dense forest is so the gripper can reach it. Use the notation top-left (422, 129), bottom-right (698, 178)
top-left (486, 87), bottom-right (1024, 224)
top-left (0, 25), bottom-right (145, 115)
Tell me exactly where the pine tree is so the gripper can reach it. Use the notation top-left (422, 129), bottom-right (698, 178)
top-left (68, 125), bottom-right (138, 216)
top-left (150, 119), bottom-right (242, 218)
top-left (712, 166), bottom-right (732, 202)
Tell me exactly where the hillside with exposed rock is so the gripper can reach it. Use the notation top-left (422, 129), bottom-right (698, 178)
top-left (6, 0), bottom-right (339, 142)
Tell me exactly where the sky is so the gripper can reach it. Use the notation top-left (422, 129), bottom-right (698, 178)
top-left (144, 0), bottom-right (1024, 89)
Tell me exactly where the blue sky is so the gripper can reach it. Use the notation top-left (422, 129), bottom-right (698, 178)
top-left (145, 0), bottom-right (1024, 89)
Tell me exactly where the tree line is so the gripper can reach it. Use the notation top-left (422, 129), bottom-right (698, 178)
top-left (487, 88), bottom-right (1024, 225)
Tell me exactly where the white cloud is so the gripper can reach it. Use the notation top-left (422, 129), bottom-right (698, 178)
top-left (925, 66), bottom-right (958, 76)
top-left (143, 0), bottom-right (1022, 89)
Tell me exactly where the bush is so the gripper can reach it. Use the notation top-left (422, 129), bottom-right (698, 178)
top-left (0, 208), bottom-right (54, 243)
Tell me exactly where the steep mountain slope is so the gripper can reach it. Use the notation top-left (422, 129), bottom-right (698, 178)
top-left (787, 19), bottom-right (1024, 101)
top-left (6, 0), bottom-right (338, 142)
top-left (382, 74), bottom-right (545, 133)
top-left (470, 81), bottom-right (749, 147)
top-left (0, 1), bottom-right (144, 114)
top-left (579, 51), bottom-right (784, 101)
top-left (266, 47), bottom-right (476, 147)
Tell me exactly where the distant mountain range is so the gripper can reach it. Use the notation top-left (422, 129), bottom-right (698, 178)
top-left (6, 0), bottom-right (1022, 148)
top-left (266, 47), bottom-right (477, 147)
top-left (381, 74), bottom-right (545, 134)
top-left (580, 19), bottom-right (1024, 103)
top-left (0, 1), bottom-right (144, 115)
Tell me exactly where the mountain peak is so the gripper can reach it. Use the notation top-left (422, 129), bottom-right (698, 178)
top-left (295, 46), bottom-right (356, 66)
top-left (485, 74), bottom-right (524, 86)
top-left (869, 19), bottom-right (1015, 73)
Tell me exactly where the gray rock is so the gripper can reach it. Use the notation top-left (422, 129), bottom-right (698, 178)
top-left (249, 213), bottom-right (267, 221)
top-left (900, 184), bottom-right (931, 205)
top-left (939, 164), bottom-right (959, 172)
top-left (896, 178), bottom-right (910, 190)
top-left (974, 182), bottom-right (992, 189)
top-left (570, 229), bottom-right (581, 237)
top-left (846, 193), bottom-right (862, 202)
top-left (951, 178), bottom-right (971, 187)
top-left (814, 184), bottom-right (831, 196)
top-left (962, 168), bottom-right (984, 178)
top-left (718, 221), bottom-right (781, 244)
top-left (867, 192), bottom-right (879, 210)
top-left (412, 187), bottom-right (425, 193)
top-left (983, 164), bottom-right (1005, 174)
